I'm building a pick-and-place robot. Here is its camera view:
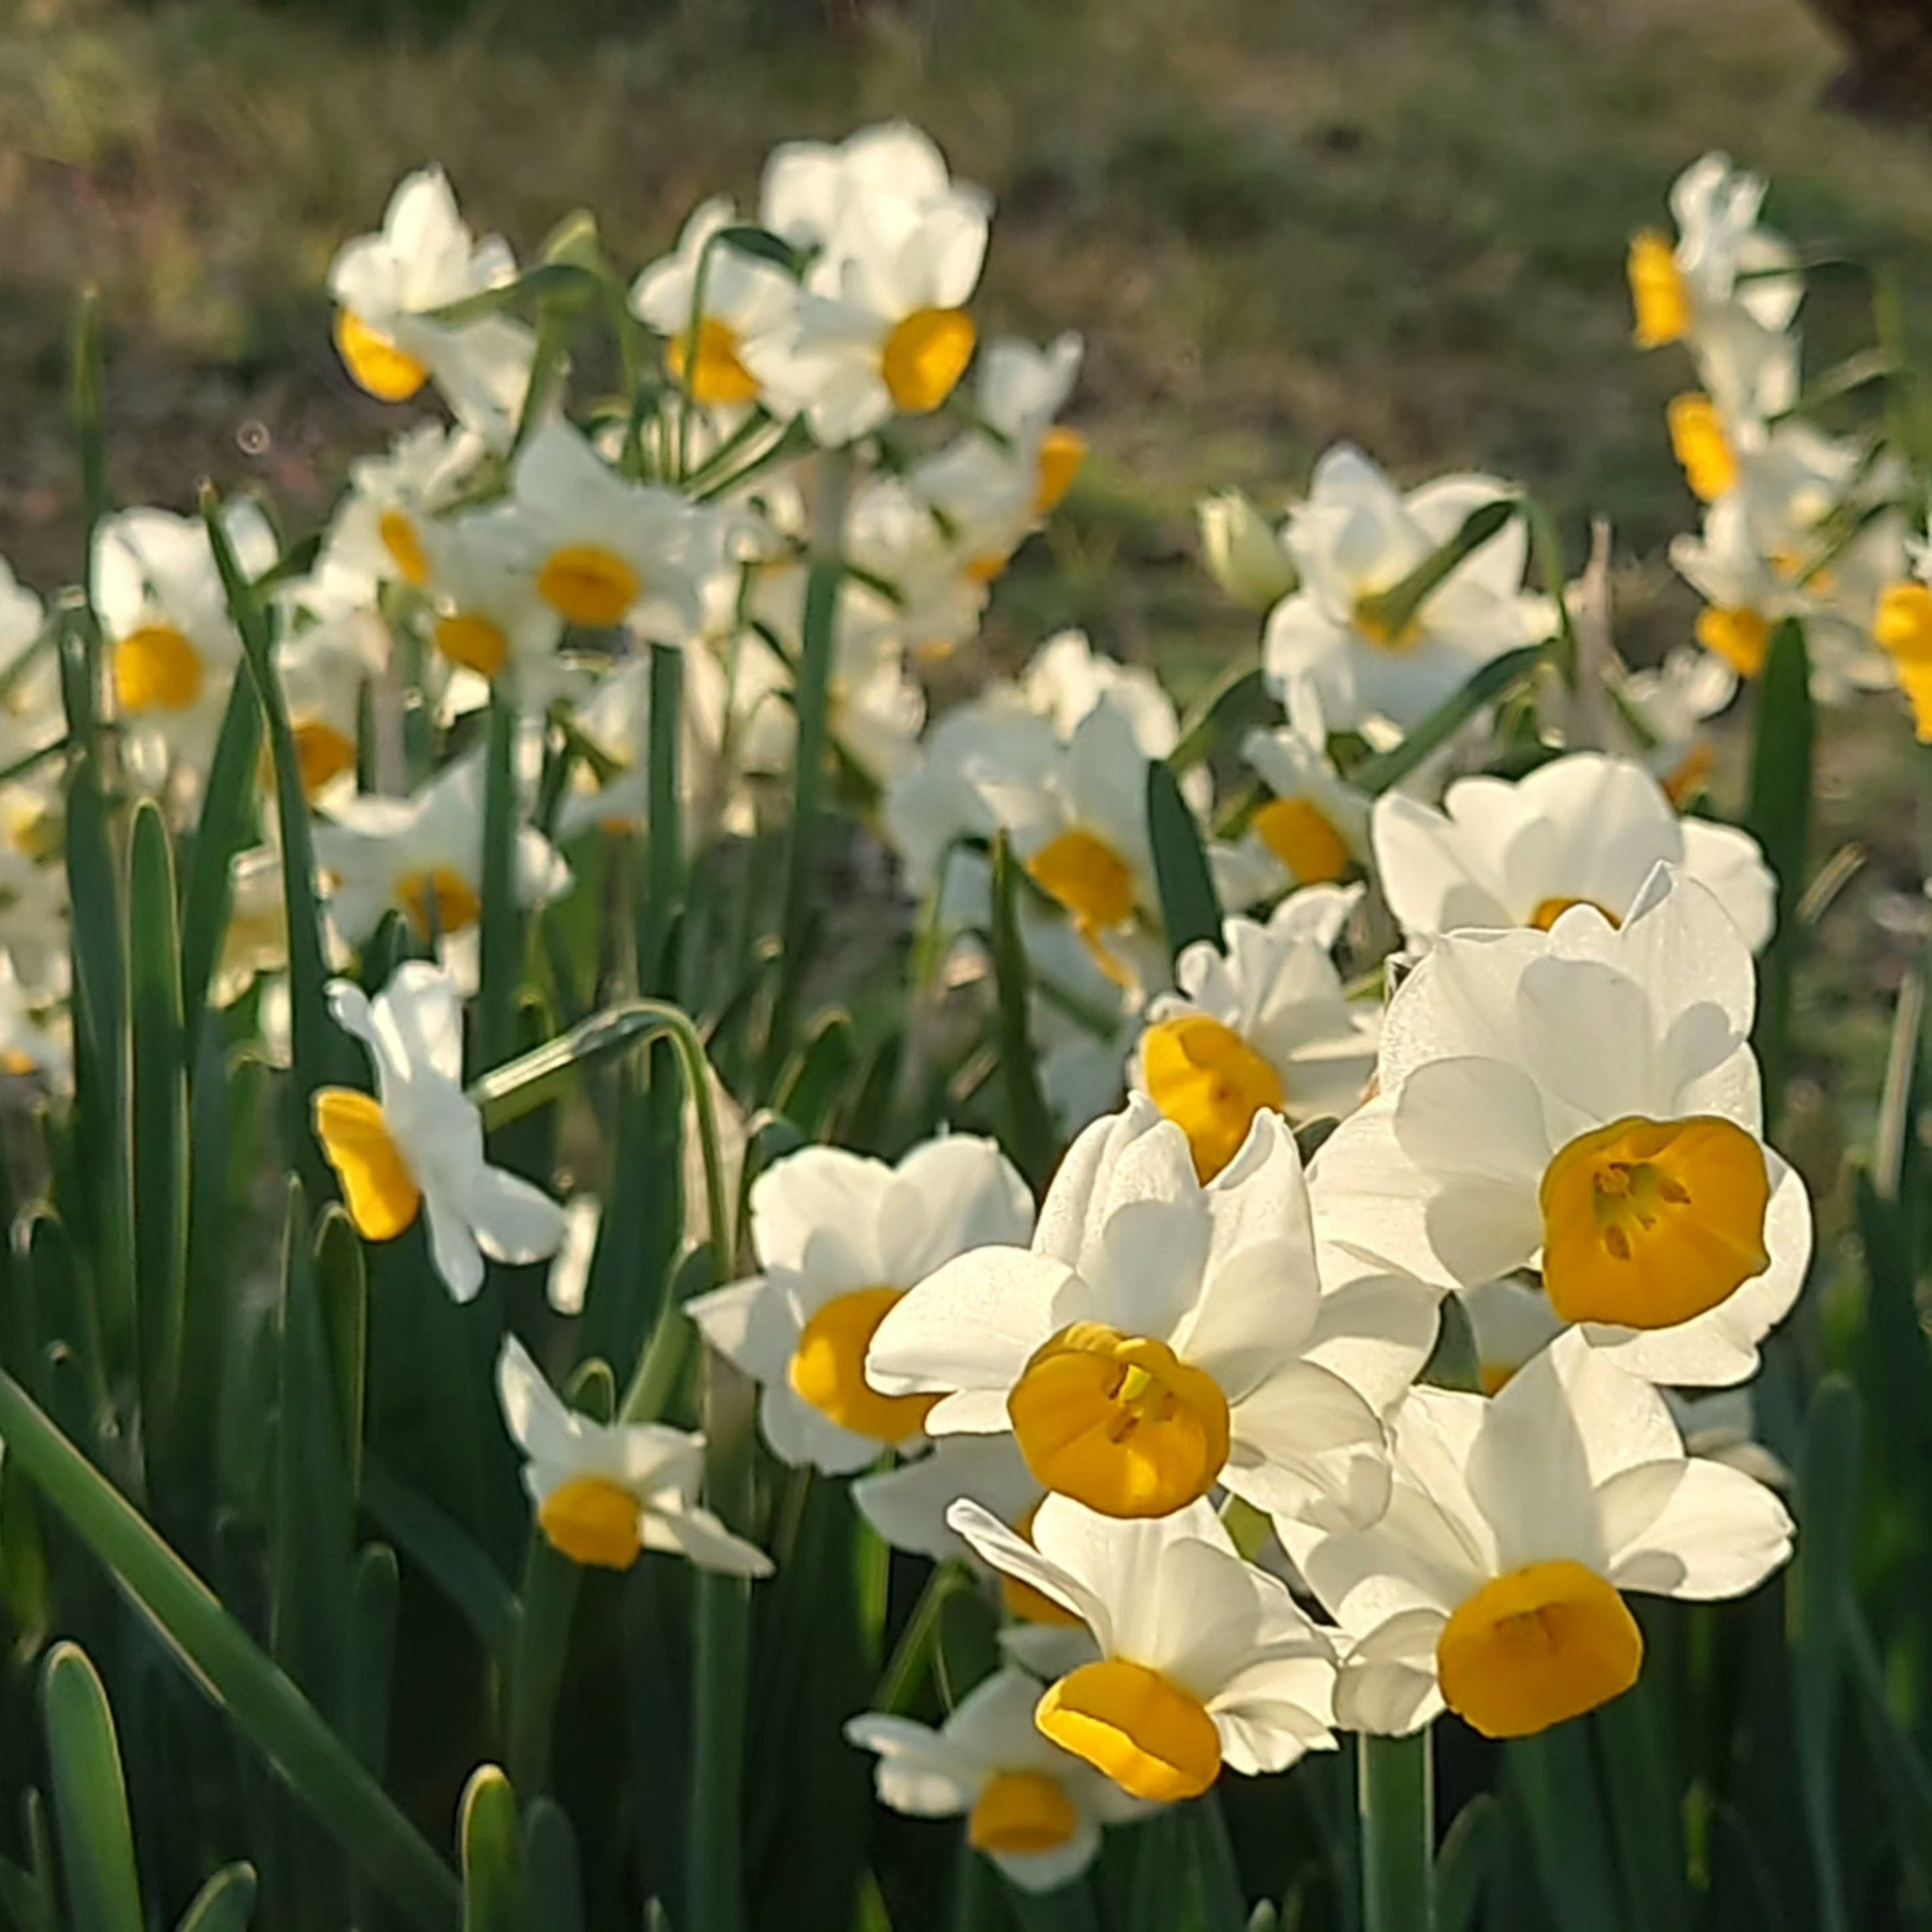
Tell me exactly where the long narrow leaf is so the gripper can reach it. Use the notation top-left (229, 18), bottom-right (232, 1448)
top-left (1147, 758), bottom-right (1223, 963)
top-left (42, 1645), bottom-right (142, 1932)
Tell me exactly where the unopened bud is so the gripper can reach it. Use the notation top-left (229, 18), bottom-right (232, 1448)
top-left (1197, 492), bottom-right (1296, 610)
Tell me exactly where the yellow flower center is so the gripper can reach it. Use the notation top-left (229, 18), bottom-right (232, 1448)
top-left (1252, 796), bottom-right (1349, 884)
top-left (1035, 1659), bottom-right (1221, 1803)
top-left (880, 306), bottom-right (978, 415)
top-left (1007, 1322), bottom-right (1231, 1518)
top-left (379, 510), bottom-right (431, 589)
top-left (1140, 1014), bottom-right (1285, 1182)
top-left (667, 315), bottom-right (761, 407)
top-left (312, 1088), bottom-right (423, 1241)
top-left (434, 611), bottom-right (511, 679)
top-left (2, 1049), bottom-right (38, 1077)
top-left (1695, 606), bottom-right (1771, 679)
top-left (1000, 1502), bottom-right (1086, 1627)
top-left (1663, 740), bottom-right (1715, 808)
top-left (1666, 393), bottom-right (1737, 503)
top-left (1539, 1114), bottom-right (1770, 1329)
top-left (538, 545), bottom-right (642, 628)
top-left (113, 624), bottom-right (205, 714)
top-left (1026, 829), bottom-right (1136, 931)
top-left (292, 720), bottom-right (357, 797)
top-left (1526, 896), bottom-right (1620, 933)
top-left (334, 309), bottom-right (430, 403)
top-left (788, 1286), bottom-right (939, 1443)
top-left (1034, 426), bottom-right (1087, 514)
top-left (1437, 1560), bottom-right (1643, 1739)
top-left (396, 866), bottom-right (483, 941)
top-left (1875, 581), bottom-right (1932, 743)
top-left (1351, 593), bottom-right (1423, 653)
top-left (968, 1772), bottom-right (1078, 1857)
top-left (538, 1475), bottom-right (645, 1570)
top-left (964, 550), bottom-right (1011, 586)
top-left (1627, 231), bottom-right (1688, 349)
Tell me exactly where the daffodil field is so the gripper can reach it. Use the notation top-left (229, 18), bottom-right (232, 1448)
top-left (1, 120), bottom-right (1930, 1932)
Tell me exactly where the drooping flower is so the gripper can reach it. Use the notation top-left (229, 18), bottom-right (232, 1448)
top-left (1371, 751), bottom-right (1775, 951)
top-left (685, 1136), bottom-right (1034, 1476)
top-left (870, 1097), bottom-right (1432, 1528)
top-left (497, 1337), bottom-right (771, 1576)
top-left (846, 1667), bottom-right (1154, 1892)
top-left (314, 963), bottom-right (569, 1301)
top-left (948, 1495), bottom-right (1338, 1801)
top-left (1309, 865), bottom-right (1811, 1388)
top-left (1277, 1332), bottom-right (1792, 1739)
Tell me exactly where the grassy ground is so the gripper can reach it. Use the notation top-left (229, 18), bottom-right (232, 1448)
top-left (1, 0), bottom-right (1928, 1179)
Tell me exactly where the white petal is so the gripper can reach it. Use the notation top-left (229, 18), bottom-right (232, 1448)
top-left (1601, 1457), bottom-right (1793, 1599)
top-left (468, 1165), bottom-right (570, 1266)
top-left (639, 1504), bottom-right (775, 1578)
top-left (865, 1249), bottom-right (1072, 1400)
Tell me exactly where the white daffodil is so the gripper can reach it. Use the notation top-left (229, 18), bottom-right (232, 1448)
top-left (1198, 492), bottom-right (1297, 612)
top-left (497, 1337), bottom-right (770, 1576)
top-left (409, 505), bottom-right (566, 691)
top-left (1604, 647), bottom-right (1736, 805)
top-left (630, 196), bottom-right (802, 414)
top-left (948, 1495), bottom-right (1337, 1802)
top-left (314, 963), bottom-right (568, 1301)
top-left (1309, 865), bottom-right (1812, 1388)
top-left (854, 1434), bottom-right (1043, 1568)
top-left (0, 949), bottom-right (69, 1091)
top-left (1371, 751), bottom-right (1775, 952)
top-left (313, 755), bottom-right (571, 951)
top-left (1132, 888), bottom-right (1378, 1179)
top-left (1262, 446), bottom-right (1550, 734)
top-left (685, 1136), bottom-right (1034, 1476)
top-left (746, 125), bottom-right (991, 443)
top-left (274, 607), bottom-right (382, 802)
top-left (95, 502), bottom-right (278, 770)
top-left (1278, 1331), bottom-right (1792, 1739)
top-left (320, 421), bottom-right (489, 600)
top-left (1212, 721), bottom-right (1372, 911)
top-left (328, 167), bottom-right (534, 445)
top-left (510, 421), bottom-right (721, 636)
top-left (847, 1667), bottom-right (1150, 1892)
top-left (870, 1096), bottom-right (1424, 1530)
top-left (1859, 520), bottom-right (1932, 745)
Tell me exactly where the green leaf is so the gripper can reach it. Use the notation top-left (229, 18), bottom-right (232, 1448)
top-left (1167, 666), bottom-right (1271, 777)
top-left (989, 832), bottom-right (1058, 1192)
top-left (175, 1022), bottom-right (236, 1549)
top-left (313, 1206), bottom-right (369, 1507)
top-left (359, 1456), bottom-right (521, 1659)
top-left (1147, 758), bottom-right (1223, 963)
top-left (1350, 645), bottom-right (1545, 798)
top-left (343, 1544), bottom-right (399, 1778)
top-left (1360, 1733), bottom-right (1435, 1932)
top-left (0, 1370), bottom-right (461, 1929)
top-left (640, 641), bottom-right (685, 995)
top-left (422, 262), bottom-right (603, 328)
top-left (460, 1767), bottom-right (522, 1932)
top-left (42, 1645), bottom-right (142, 1932)
top-left (770, 1011), bottom-right (857, 1141)
top-left (1742, 619), bottom-right (1813, 1138)
top-left (173, 1865), bottom-right (257, 1932)
top-left (71, 289), bottom-right (110, 611)
top-left (1791, 1376), bottom-right (1860, 1932)
top-left (520, 1802), bottom-right (584, 1932)
top-left (178, 671), bottom-right (264, 1037)
top-left (477, 684), bottom-right (521, 1075)
top-left (1417, 1294), bottom-right (1482, 1395)
top-left (1434, 1794), bottom-right (1498, 1932)
top-left (1592, 1683), bottom-right (1691, 1932)
top-left (713, 223), bottom-right (810, 276)
top-left (1508, 1725), bottom-right (1624, 1932)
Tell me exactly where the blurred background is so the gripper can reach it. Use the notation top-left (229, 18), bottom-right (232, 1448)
top-left (3, 0), bottom-right (1931, 1220)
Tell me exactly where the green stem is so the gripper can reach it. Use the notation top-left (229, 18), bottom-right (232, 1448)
top-left (1360, 1732), bottom-right (1435, 1932)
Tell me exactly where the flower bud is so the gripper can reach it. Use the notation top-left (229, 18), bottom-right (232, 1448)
top-left (1197, 492), bottom-right (1296, 610)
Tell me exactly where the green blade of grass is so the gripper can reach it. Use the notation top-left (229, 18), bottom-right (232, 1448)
top-left (178, 670), bottom-right (265, 1042)
top-left (990, 832), bottom-right (1059, 1191)
top-left (42, 1644), bottom-right (143, 1932)
top-left (1148, 757), bottom-right (1223, 963)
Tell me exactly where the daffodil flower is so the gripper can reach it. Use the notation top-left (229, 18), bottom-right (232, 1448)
top-left (1211, 718), bottom-right (1371, 911)
top-left (870, 1097), bottom-right (1426, 1528)
top-left (1371, 751), bottom-right (1775, 951)
top-left (1278, 1331), bottom-right (1792, 1739)
top-left (685, 1136), bottom-right (1035, 1476)
top-left (1309, 864), bottom-right (1812, 1388)
top-left (948, 1495), bottom-right (1338, 1802)
top-left (314, 963), bottom-right (569, 1301)
top-left (846, 1667), bottom-right (1154, 1891)
top-left (497, 1338), bottom-right (771, 1576)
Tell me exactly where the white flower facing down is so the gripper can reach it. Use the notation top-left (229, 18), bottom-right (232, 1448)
top-left (1309, 865), bottom-right (1812, 1388)
top-left (314, 963), bottom-right (568, 1301)
top-left (685, 1136), bottom-right (1035, 1476)
top-left (1132, 888), bottom-right (1379, 1180)
top-left (1372, 751), bottom-right (1775, 952)
top-left (497, 1338), bottom-right (770, 1577)
top-left (1211, 721), bottom-right (1371, 911)
top-left (1278, 1332), bottom-right (1792, 1739)
top-left (1262, 446), bottom-right (1550, 734)
top-left (328, 167), bottom-right (534, 444)
top-left (848, 1667), bottom-right (1152, 1892)
top-left (948, 1495), bottom-right (1338, 1802)
top-left (869, 1096), bottom-right (1435, 1530)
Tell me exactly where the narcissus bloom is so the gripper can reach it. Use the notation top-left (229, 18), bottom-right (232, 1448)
top-left (1371, 751), bottom-right (1775, 951)
top-left (949, 1495), bottom-right (1337, 1801)
top-left (1602, 647), bottom-right (1736, 805)
top-left (315, 963), bottom-right (568, 1300)
top-left (1212, 720), bottom-right (1370, 910)
top-left (870, 1097), bottom-right (1418, 1528)
top-left (847, 1667), bottom-right (1153, 1892)
top-left (1262, 446), bottom-right (1549, 733)
top-left (328, 167), bottom-right (534, 444)
top-left (1132, 889), bottom-right (1378, 1178)
top-left (686, 1136), bottom-right (1034, 1475)
top-left (497, 1337), bottom-right (770, 1576)
top-left (1309, 866), bottom-right (1811, 1387)
top-left (313, 755), bottom-right (572, 951)
top-left (1277, 1332), bottom-right (1792, 1738)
